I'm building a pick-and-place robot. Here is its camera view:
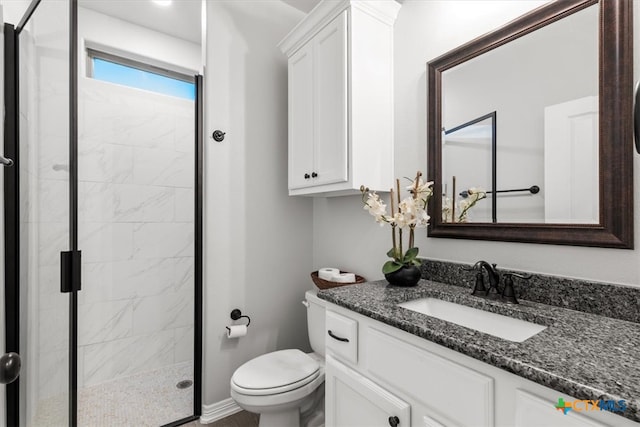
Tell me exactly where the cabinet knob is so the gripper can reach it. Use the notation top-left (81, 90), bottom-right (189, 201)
top-left (304, 173), bottom-right (310, 179)
top-left (312, 172), bottom-right (318, 178)
top-left (388, 416), bottom-right (400, 427)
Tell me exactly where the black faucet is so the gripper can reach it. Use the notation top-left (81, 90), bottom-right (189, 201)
top-left (469, 261), bottom-right (501, 299)
top-left (465, 261), bottom-right (531, 304)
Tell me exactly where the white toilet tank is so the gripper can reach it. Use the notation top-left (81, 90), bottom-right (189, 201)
top-left (304, 290), bottom-right (326, 357)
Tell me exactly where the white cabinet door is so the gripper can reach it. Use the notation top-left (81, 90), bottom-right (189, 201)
top-left (312, 10), bottom-right (348, 187)
top-left (514, 390), bottom-right (610, 427)
top-left (288, 43), bottom-right (314, 190)
top-left (326, 355), bottom-right (410, 427)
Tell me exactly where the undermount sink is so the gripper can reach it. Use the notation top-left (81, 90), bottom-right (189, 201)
top-left (397, 298), bottom-right (547, 343)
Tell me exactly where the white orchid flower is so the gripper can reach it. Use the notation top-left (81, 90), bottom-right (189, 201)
top-left (406, 178), bottom-right (434, 197)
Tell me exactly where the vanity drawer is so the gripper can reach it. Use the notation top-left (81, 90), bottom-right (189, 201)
top-left (326, 310), bottom-right (358, 364)
top-left (366, 327), bottom-right (494, 427)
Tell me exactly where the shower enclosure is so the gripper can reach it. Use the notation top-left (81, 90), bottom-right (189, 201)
top-left (3, 0), bottom-right (203, 425)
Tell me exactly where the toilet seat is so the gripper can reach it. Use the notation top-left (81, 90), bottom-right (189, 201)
top-left (231, 349), bottom-right (320, 396)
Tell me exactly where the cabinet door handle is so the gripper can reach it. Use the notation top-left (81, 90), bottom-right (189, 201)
top-left (304, 173), bottom-right (310, 179)
top-left (327, 330), bottom-right (349, 342)
top-left (311, 172), bottom-right (318, 178)
top-left (388, 416), bottom-right (400, 427)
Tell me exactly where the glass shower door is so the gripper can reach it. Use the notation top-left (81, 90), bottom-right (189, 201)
top-left (17, 0), bottom-right (74, 425)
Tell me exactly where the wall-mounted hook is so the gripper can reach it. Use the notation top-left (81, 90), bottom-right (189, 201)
top-left (212, 130), bottom-right (226, 142)
top-left (230, 308), bottom-right (251, 327)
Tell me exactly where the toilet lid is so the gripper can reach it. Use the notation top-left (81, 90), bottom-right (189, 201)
top-left (231, 349), bottom-right (320, 395)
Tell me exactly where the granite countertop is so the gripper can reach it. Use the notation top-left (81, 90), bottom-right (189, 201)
top-left (318, 279), bottom-right (640, 423)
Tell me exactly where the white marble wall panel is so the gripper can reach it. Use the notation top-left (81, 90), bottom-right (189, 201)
top-left (38, 349), bottom-right (69, 401)
top-left (76, 77), bottom-right (195, 388)
top-left (113, 184), bottom-right (175, 222)
top-left (132, 290), bottom-right (193, 336)
top-left (79, 222), bottom-right (134, 263)
top-left (82, 330), bottom-right (175, 387)
top-left (133, 147), bottom-right (192, 188)
top-left (78, 300), bottom-right (133, 346)
top-left (38, 179), bottom-right (68, 224)
top-left (113, 110), bottom-right (176, 150)
top-left (175, 188), bottom-right (194, 222)
top-left (79, 258), bottom-right (192, 305)
top-left (39, 305), bottom-right (70, 353)
top-left (78, 143), bottom-right (133, 184)
top-left (37, 222), bottom-right (68, 267)
top-left (174, 326), bottom-right (194, 364)
top-left (132, 223), bottom-right (194, 259)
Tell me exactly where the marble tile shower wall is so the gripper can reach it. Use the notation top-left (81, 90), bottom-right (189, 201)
top-left (74, 78), bottom-right (195, 388)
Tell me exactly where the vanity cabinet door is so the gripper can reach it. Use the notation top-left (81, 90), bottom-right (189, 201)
top-left (514, 390), bottom-right (610, 427)
top-left (326, 355), bottom-right (410, 427)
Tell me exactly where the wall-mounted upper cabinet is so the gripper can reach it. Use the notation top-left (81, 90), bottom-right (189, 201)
top-left (279, 0), bottom-right (401, 197)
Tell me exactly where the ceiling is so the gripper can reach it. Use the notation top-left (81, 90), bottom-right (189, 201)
top-left (80, 0), bottom-right (322, 45)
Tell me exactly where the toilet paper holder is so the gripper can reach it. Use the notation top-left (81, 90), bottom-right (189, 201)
top-left (229, 309), bottom-right (251, 327)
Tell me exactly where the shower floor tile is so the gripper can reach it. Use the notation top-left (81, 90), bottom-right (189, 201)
top-left (32, 362), bottom-right (194, 426)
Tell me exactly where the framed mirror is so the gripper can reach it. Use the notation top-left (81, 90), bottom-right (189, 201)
top-left (427, 0), bottom-right (634, 248)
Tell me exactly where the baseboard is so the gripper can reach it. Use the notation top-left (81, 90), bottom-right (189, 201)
top-left (199, 397), bottom-right (243, 424)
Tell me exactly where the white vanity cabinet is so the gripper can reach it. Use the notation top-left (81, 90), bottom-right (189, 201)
top-left (323, 303), bottom-right (639, 427)
top-left (326, 355), bottom-right (411, 427)
top-left (279, 1), bottom-right (400, 196)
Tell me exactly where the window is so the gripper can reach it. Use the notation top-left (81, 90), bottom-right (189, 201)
top-left (88, 49), bottom-right (195, 100)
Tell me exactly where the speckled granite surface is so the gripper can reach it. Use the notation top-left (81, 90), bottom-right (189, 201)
top-left (421, 259), bottom-right (640, 324)
top-left (318, 280), bottom-right (640, 423)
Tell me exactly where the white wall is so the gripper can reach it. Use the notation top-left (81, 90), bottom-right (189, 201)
top-left (313, 0), bottom-right (640, 287)
top-left (1, 0), bottom-right (30, 26)
top-left (78, 7), bottom-right (201, 76)
top-left (203, 0), bottom-right (313, 405)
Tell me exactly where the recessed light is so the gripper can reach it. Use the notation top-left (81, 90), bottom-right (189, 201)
top-left (152, 0), bottom-right (172, 6)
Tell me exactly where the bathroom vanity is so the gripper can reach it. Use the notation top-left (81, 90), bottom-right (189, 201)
top-left (318, 280), bottom-right (640, 427)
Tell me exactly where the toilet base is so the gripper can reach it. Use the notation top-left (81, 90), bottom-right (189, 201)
top-left (258, 410), bottom-right (300, 427)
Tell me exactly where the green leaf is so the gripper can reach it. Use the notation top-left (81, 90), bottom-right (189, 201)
top-left (403, 247), bottom-right (419, 262)
top-left (382, 261), bottom-right (403, 274)
top-left (411, 259), bottom-right (422, 267)
top-left (386, 247), bottom-right (397, 259)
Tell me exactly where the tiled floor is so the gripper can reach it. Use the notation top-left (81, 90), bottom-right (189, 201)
top-left (32, 362), bottom-right (194, 426)
top-left (78, 362), bottom-right (194, 426)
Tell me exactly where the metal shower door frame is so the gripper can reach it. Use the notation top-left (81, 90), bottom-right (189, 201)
top-left (4, 1), bottom-right (204, 425)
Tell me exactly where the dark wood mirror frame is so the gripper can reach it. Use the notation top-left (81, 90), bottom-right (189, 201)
top-left (427, 0), bottom-right (634, 249)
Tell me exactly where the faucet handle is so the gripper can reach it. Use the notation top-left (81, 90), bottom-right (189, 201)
top-left (504, 272), bottom-right (531, 280)
top-left (471, 272), bottom-right (487, 296)
top-left (501, 272), bottom-right (531, 304)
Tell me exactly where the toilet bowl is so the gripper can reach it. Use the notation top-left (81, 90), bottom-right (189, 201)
top-left (230, 290), bottom-right (326, 427)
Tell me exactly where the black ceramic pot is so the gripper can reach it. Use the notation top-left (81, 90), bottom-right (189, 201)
top-left (384, 265), bottom-right (421, 287)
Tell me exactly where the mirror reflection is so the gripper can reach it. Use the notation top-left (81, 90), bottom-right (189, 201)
top-left (441, 3), bottom-right (599, 224)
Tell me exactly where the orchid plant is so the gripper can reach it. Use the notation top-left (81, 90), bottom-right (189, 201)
top-left (360, 171), bottom-right (434, 275)
top-left (442, 187), bottom-right (487, 223)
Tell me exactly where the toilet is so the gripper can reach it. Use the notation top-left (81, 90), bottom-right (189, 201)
top-left (230, 290), bottom-right (326, 427)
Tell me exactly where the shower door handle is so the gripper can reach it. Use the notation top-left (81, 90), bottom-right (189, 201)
top-left (0, 155), bottom-right (13, 167)
top-left (0, 352), bottom-right (21, 385)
